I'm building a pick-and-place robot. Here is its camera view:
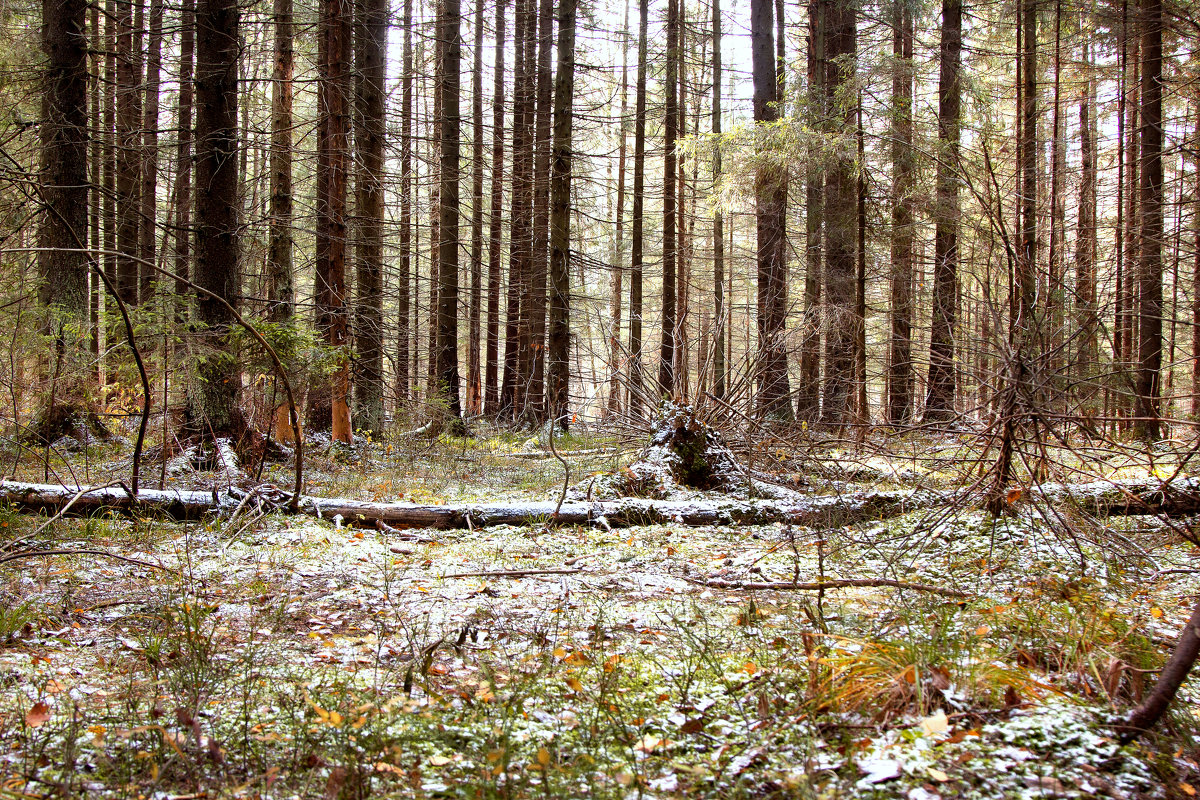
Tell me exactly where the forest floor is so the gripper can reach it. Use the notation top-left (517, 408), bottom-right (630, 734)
top-left (0, 419), bottom-right (1198, 799)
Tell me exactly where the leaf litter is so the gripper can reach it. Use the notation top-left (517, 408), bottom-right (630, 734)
top-left (0, 438), bottom-right (1196, 797)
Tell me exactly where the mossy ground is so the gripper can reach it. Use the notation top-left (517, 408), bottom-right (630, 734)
top-left (0, 421), bottom-right (1197, 798)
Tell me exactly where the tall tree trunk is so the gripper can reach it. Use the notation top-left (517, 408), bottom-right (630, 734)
top-left (1075, 29), bottom-right (1097, 395)
top-left (1046, 0), bottom-right (1064, 373)
top-left (310, 0), bottom-right (352, 441)
top-left (547, 0), bottom-right (575, 426)
top-left (173, 0), bottom-right (195, 309)
top-left (502, 0), bottom-right (535, 418)
top-left (190, 0), bottom-right (243, 439)
top-left (484, 0), bottom-right (507, 416)
top-left (796, 0), bottom-right (823, 422)
top-left (138, 0), bottom-right (162, 299)
top-left (1135, 0), bottom-right (1163, 440)
top-left (397, 0), bottom-right (413, 403)
top-left (923, 0), bottom-right (962, 422)
top-left (353, 0), bottom-right (386, 435)
top-left (607, 0), bottom-right (630, 416)
top-left (102, 0), bottom-right (117, 376)
top-left (751, 0), bottom-right (791, 420)
top-left (627, 0), bottom-right (648, 417)
top-left (1016, 0), bottom-right (1037, 337)
top-left (437, 0), bottom-right (465, 432)
top-left (427, 36), bottom-right (441, 402)
top-left (1193, 108), bottom-right (1200, 419)
top-left (711, 0), bottom-right (725, 401)
top-left (466, 0), bottom-right (485, 415)
top-left (89, 0), bottom-right (101, 367)
top-left (116, 0), bottom-right (140, 306)
top-left (38, 0), bottom-right (90, 417)
top-left (526, 0), bottom-right (554, 422)
top-left (819, 0), bottom-right (856, 424)
top-left (887, 0), bottom-right (913, 425)
top-left (267, 0), bottom-right (292, 323)
top-left (658, 0), bottom-right (678, 396)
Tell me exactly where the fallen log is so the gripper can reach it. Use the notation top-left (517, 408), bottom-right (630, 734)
top-left (0, 476), bottom-right (1196, 533)
top-left (693, 577), bottom-right (969, 599)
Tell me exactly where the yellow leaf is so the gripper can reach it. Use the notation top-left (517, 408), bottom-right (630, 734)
top-left (565, 651), bottom-right (591, 666)
top-left (927, 768), bottom-right (950, 782)
top-left (975, 625), bottom-right (990, 636)
top-left (920, 710), bottom-right (949, 735)
top-left (537, 748), bottom-right (551, 766)
top-left (1151, 607), bottom-right (1164, 619)
top-left (553, 647), bottom-right (567, 659)
top-left (603, 654), bottom-right (622, 673)
top-left (487, 749), bottom-right (506, 763)
top-left (741, 661), bottom-right (758, 675)
top-left (430, 755), bottom-right (452, 766)
top-left (1180, 782), bottom-right (1196, 796)
top-left (566, 677), bottom-right (584, 693)
top-left (635, 734), bottom-right (664, 752)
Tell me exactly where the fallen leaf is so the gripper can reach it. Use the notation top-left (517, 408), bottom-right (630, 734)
top-left (25, 702), bottom-right (49, 728)
top-left (430, 755), bottom-right (452, 766)
top-left (927, 767), bottom-right (950, 782)
top-left (920, 710), bottom-right (949, 735)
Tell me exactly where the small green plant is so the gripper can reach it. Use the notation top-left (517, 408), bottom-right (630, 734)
top-left (0, 596), bottom-right (40, 642)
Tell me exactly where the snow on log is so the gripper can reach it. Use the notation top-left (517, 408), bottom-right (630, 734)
top-left (0, 476), bottom-right (1195, 531)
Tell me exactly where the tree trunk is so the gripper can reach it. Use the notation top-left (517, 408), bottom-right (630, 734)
top-left (115, 0), bottom-right (140, 306)
top-left (484, 0), bottom-right (507, 416)
top-left (819, 0), bottom-right (856, 425)
top-left (751, 0), bottom-right (792, 421)
top-left (1135, 0), bottom-right (1163, 440)
top-left (138, 0), bottom-right (163, 300)
top-left (397, 0), bottom-right (413, 404)
top-left (310, 0), bottom-right (352, 441)
top-left (353, 0), bottom-right (386, 436)
top-left (606, 0), bottom-right (630, 417)
top-left (526, 0), bottom-right (554, 422)
top-left (658, 0), bottom-right (679, 397)
top-left (436, 0), bottom-right (465, 433)
top-left (711, 0), bottom-right (725, 402)
top-left (547, 0), bottom-right (575, 426)
top-left (466, 0), bottom-right (485, 415)
top-left (627, 0), bottom-right (648, 417)
top-left (1075, 30), bottom-right (1097, 395)
top-left (924, 0), bottom-right (962, 422)
top-left (501, 0), bottom-right (535, 418)
top-left (887, 0), bottom-right (913, 425)
top-left (267, 0), bottom-right (292, 323)
top-left (38, 0), bottom-right (90, 420)
top-left (797, 0), bottom-right (822, 422)
top-left (190, 0), bottom-right (243, 440)
top-left (1016, 0), bottom-right (1037, 338)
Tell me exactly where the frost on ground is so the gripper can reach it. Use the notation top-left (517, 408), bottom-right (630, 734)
top-left (0, 433), bottom-right (1197, 798)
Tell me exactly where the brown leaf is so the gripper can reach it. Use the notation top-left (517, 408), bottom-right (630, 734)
top-left (25, 702), bottom-right (49, 728)
top-left (324, 766), bottom-right (347, 799)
